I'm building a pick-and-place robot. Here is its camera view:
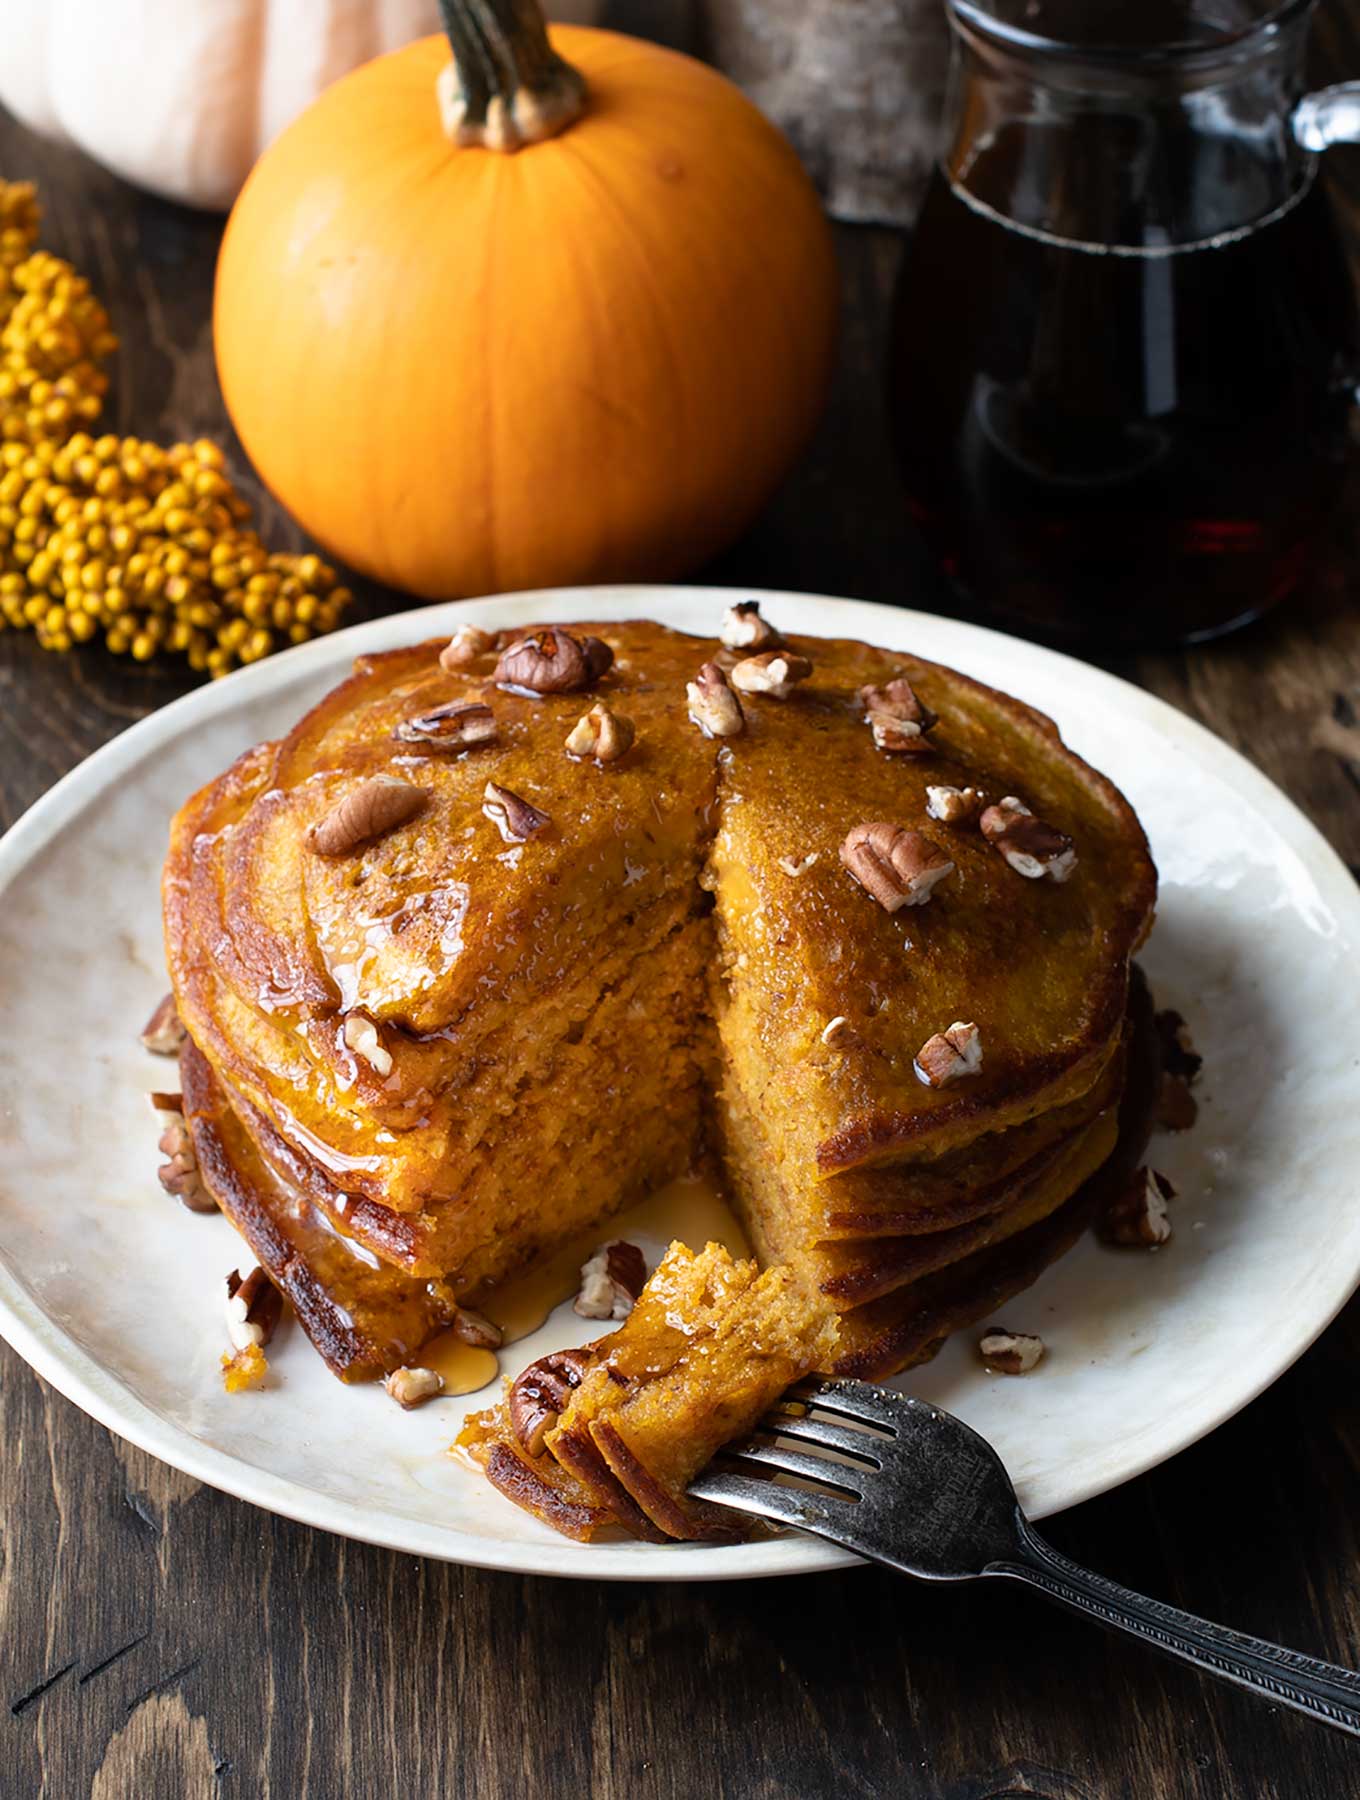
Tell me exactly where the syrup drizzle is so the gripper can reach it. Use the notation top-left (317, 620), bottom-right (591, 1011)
top-left (417, 1172), bottom-right (749, 1396)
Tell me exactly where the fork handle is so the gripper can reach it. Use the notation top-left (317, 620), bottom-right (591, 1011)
top-left (989, 1516), bottom-right (1360, 1738)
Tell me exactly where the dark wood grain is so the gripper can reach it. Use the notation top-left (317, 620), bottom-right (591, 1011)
top-left (5, 6), bottom-right (1360, 1796)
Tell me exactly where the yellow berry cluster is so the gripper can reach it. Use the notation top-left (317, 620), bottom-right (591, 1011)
top-left (0, 179), bottom-right (352, 676)
top-left (0, 180), bottom-right (39, 273)
top-left (0, 434), bottom-right (351, 669)
top-left (1, 249), bottom-right (116, 449)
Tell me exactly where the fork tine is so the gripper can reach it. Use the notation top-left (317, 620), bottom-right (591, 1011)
top-left (685, 1469), bottom-right (857, 1539)
top-left (787, 1377), bottom-right (903, 1431)
top-left (719, 1438), bottom-right (866, 1495)
top-left (759, 1412), bottom-right (888, 1466)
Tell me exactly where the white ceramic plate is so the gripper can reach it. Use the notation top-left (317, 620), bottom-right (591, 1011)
top-left (2, 585), bottom-right (1358, 1582)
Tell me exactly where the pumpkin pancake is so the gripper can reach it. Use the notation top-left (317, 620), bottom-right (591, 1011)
top-left (707, 634), bottom-right (1154, 1176)
top-left (816, 1037), bottom-right (1126, 1238)
top-left (814, 1087), bottom-right (1123, 1308)
top-left (179, 1038), bottom-right (453, 1381)
top-left (163, 615), bottom-right (1156, 1392)
top-left (830, 968), bottom-right (1160, 1379)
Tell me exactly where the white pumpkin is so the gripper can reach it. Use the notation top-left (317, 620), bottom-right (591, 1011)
top-left (0, 0), bottom-right (447, 211)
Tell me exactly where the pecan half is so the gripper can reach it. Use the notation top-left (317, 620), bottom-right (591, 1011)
top-left (840, 822), bottom-right (955, 912)
top-left (439, 624), bottom-right (495, 671)
top-left (140, 993), bottom-right (186, 1056)
top-left (564, 703), bottom-right (635, 764)
top-left (493, 629), bottom-right (612, 696)
top-left (310, 776), bottom-right (427, 857)
top-left (385, 1366), bottom-right (445, 1409)
top-left (720, 599), bottom-right (782, 652)
top-left (483, 781), bottom-right (550, 841)
top-left (925, 785), bottom-right (983, 824)
top-left (394, 699), bottom-right (497, 751)
top-left (978, 1328), bottom-right (1045, 1375)
top-left (573, 1241), bottom-right (647, 1321)
top-left (343, 1012), bottom-right (392, 1078)
top-left (729, 649), bottom-right (813, 699)
top-left (452, 1305), bottom-right (504, 1350)
top-left (979, 797), bottom-right (1077, 882)
top-left (508, 1346), bottom-right (596, 1458)
top-left (1101, 1167), bottom-right (1176, 1247)
top-left (859, 678), bottom-right (937, 753)
top-left (225, 1267), bottom-right (283, 1351)
top-left (686, 662), bottom-right (744, 738)
top-left (915, 1021), bottom-right (983, 1087)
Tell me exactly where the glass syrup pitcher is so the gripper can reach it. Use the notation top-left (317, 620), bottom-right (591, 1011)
top-left (888, 0), bottom-right (1360, 649)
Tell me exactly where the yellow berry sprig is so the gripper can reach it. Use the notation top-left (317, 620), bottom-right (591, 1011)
top-left (0, 179), bottom-right (352, 676)
top-left (0, 433), bottom-right (350, 673)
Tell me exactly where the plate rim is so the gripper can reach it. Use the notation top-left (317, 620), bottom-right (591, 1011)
top-left (2, 580), bottom-right (1357, 1582)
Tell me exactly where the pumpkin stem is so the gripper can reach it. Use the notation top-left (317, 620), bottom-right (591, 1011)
top-left (436, 0), bottom-right (587, 151)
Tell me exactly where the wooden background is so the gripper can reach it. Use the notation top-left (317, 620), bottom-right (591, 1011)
top-left (4, 4), bottom-right (1360, 1796)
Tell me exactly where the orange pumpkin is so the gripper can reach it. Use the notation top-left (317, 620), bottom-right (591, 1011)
top-left (213, 0), bottom-right (838, 600)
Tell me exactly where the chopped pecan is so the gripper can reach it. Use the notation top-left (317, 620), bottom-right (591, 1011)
top-left (439, 624), bottom-right (495, 670)
top-left (840, 822), bottom-right (955, 912)
top-left (720, 599), bottom-right (782, 652)
top-left (821, 1015), bottom-right (850, 1047)
top-left (140, 992), bottom-right (186, 1056)
top-left (564, 703), bottom-right (635, 764)
top-left (729, 649), bottom-right (813, 699)
top-left (979, 797), bottom-right (1077, 882)
top-left (1155, 1009), bottom-right (1203, 1084)
top-left (493, 629), bottom-right (612, 696)
top-left (686, 662), bottom-right (744, 738)
top-left (310, 776), bottom-right (427, 857)
top-left (343, 1012), bottom-right (392, 1078)
top-left (915, 1021), bottom-right (983, 1087)
top-left (1101, 1167), bottom-right (1176, 1246)
top-left (573, 1241), bottom-right (647, 1321)
top-left (859, 678), bottom-right (937, 753)
top-left (385, 1366), bottom-right (445, 1409)
top-left (925, 785), bottom-right (983, 824)
top-left (452, 1305), bottom-right (504, 1350)
top-left (157, 1150), bottom-right (211, 1211)
top-left (777, 852), bottom-right (819, 877)
top-left (483, 781), bottom-right (550, 841)
top-left (394, 699), bottom-right (497, 750)
top-left (225, 1267), bottom-right (284, 1351)
top-left (155, 1104), bottom-right (216, 1213)
top-left (978, 1328), bottom-right (1045, 1375)
top-left (508, 1346), bottom-right (596, 1458)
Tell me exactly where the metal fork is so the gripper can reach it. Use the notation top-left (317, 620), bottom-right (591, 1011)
top-left (689, 1377), bottom-right (1360, 1738)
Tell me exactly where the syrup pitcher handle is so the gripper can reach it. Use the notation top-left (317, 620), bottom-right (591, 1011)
top-left (1295, 83), bottom-right (1360, 150)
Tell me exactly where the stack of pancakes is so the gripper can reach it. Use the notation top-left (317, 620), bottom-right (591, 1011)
top-left (164, 616), bottom-right (1156, 1385)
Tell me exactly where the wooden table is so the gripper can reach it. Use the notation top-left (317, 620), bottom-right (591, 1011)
top-left (5, 7), bottom-right (1360, 1796)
